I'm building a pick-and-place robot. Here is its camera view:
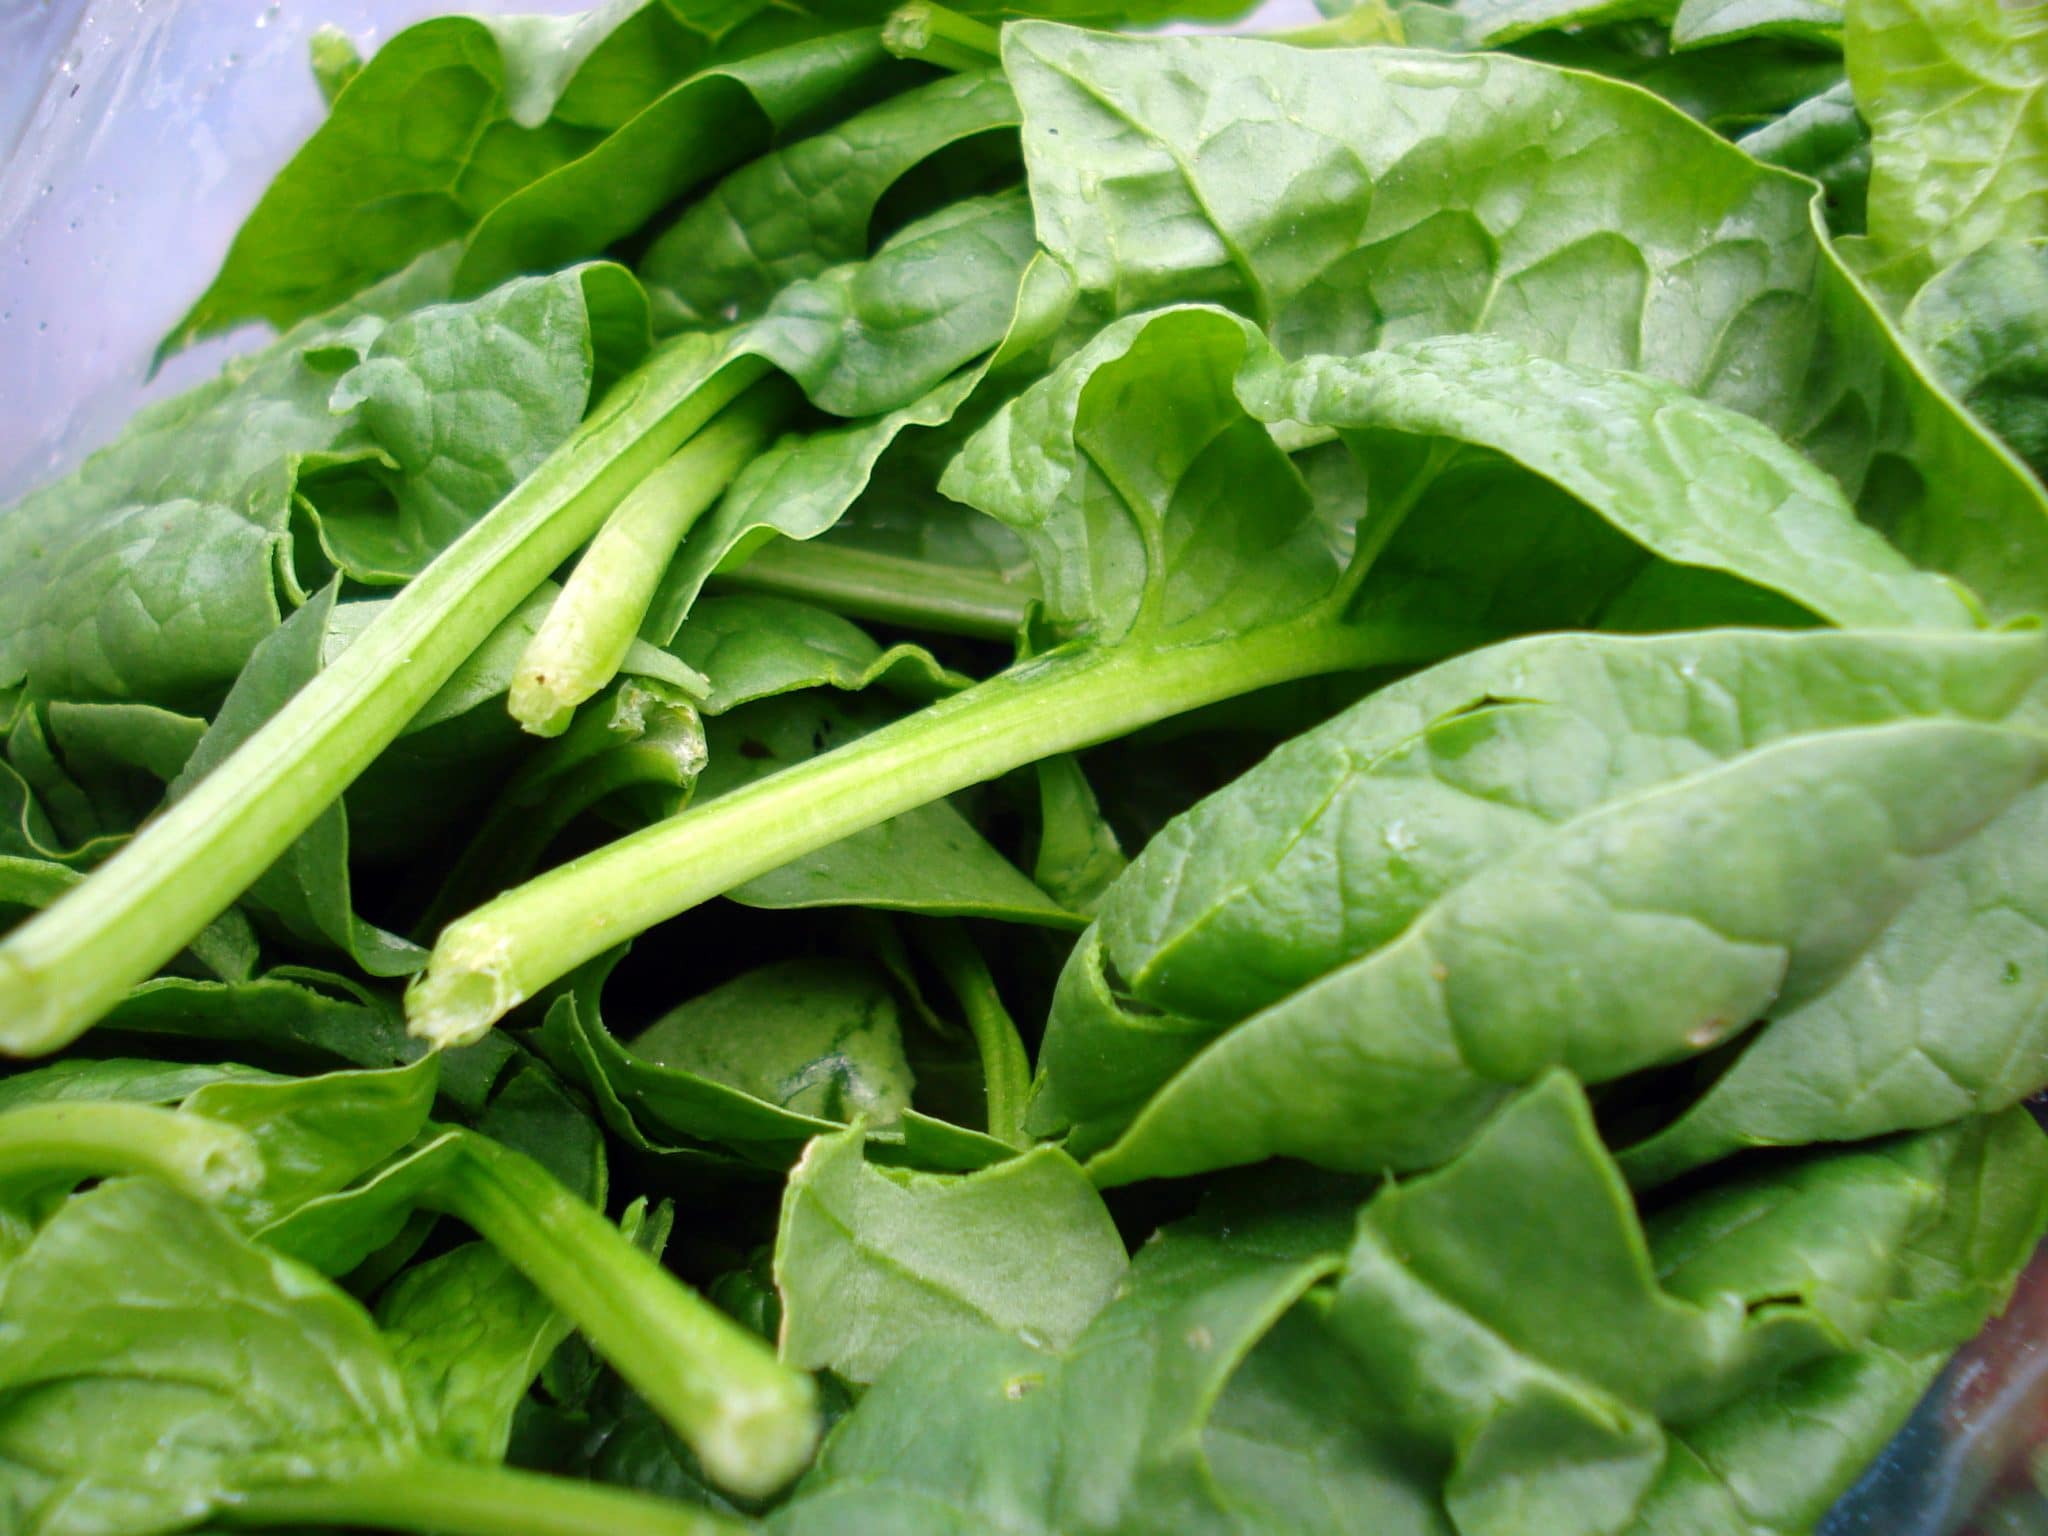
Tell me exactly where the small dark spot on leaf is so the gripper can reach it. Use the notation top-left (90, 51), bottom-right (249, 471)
top-left (738, 737), bottom-right (773, 760)
top-left (1745, 1292), bottom-right (1804, 1317)
top-left (2006, 961), bottom-right (2023, 985)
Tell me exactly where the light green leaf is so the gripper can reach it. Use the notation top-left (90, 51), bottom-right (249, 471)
top-left (1672, 0), bottom-right (1842, 50)
top-left (1240, 333), bottom-right (1974, 633)
top-left (0, 1180), bottom-right (418, 1531)
top-left (771, 1192), bottom-right (1348, 1536)
top-left (1846, 0), bottom-right (2048, 300)
top-left (1001, 23), bottom-right (2048, 617)
top-left (1034, 628), bottom-right (2048, 1178)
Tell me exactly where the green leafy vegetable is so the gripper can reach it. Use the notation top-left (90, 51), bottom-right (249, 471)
top-left (4, 6), bottom-right (2046, 1528)
top-left (773, 1124), bottom-right (1125, 1381)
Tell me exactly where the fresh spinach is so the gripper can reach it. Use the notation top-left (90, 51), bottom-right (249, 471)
top-left (3, 4), bottom-right (2046, 1527)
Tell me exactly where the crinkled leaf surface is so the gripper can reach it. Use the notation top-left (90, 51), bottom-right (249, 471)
top-left (1846, 0), bottom-right (2048, 300)
top-left (1, 262), bottom-right (638, 715)
top-left (1027, 627), bottom-right (2048, 1177)
top-left (1001, 24), bottom-right (2048, 617)
top-left (1318, 1076), bottom-right (2048, 1536)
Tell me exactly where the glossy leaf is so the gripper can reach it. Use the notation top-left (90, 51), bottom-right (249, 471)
top-left (1317, 1078), bottom-right (2048, 1536)
top-left (454, 29), bottom-right (910, 298)
top-left (1026, 627), bottom-right (2048, 1172)
top-left (639, 69), bottom-right (1020, 331)
top-left (1001, 23), bottom-right (2048, 617)
top-left (0, 1179), bottom-right (420, 1531)
top-left (164, 1), bottom-right (707, 348)
top-left (1845, 0), bottom-right (2048, 300)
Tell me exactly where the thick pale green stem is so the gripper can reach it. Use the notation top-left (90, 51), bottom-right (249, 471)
top-left (411, 616), bottom-right (1454, 1046)
top-left (223, 1458), bottom-right (750, 1536)
top-left (883, 1), bottom-right (1001, 71)
top-left (0, 341), bottom-right (767, 1057)
top-left (427, 1132), bottom-right (818, 1500)
top-left (512, 384), bottom-right (790, 736)
top-left (922, 922), bottom-right (1030, 1147)
top-left (713, 539), bottom-right (1035, 640)
top-left (0, 1102), bottom-right (262, 1202)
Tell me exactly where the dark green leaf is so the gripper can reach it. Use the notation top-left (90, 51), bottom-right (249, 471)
top-left (639, 70), bottom-right (1020, 331)
top-left (773, 1125), bottom-right (1125, 1382)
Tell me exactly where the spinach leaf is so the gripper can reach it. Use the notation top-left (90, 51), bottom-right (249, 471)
top-left (1738, 81), bottom-right (1871, 233)
top-left (1315, 1076), bottom-right (2048, 1536)
top-left (0, 1177), bottom-right (751, 1536)
top-left (1671, 0), bottom-right (1841, 50)
top-left (1844, 0), bottom-right (2048, 303)
top-left (529, 952), bottom-right (1013, 1170)
top-left (162, 2), bottom-right (708, 349)
top-left (1028, 627), bottom-right (2048, 1176)
top-left (1031, 755), bottom-right (1127, 918)
top-left (1616, 771), bottom-right (2048, 1183)
top-left (1002, 23), bottom-right (2048, 617)
top-left (1234, 333), bottom-right (1972, 633)
top-left (667, 595), bottom-right (967, 715)
top-left (639, 69), bottom-right (1020, 331)
top-left (454, 29), bottom-right (912, 299)
top-left (1903, 240), bottom-right (2048, 480)
top-left (636, 195), bottom-right (1065, 650)
top-left (770, 1191), bottom-right (1349, 1536)
top-left (773, 1124), bottom-right (1126, 1382)
top-left (0, 262), bottom-right (643, 716)
top-left (634, 961), bottom-right (917, 1128)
